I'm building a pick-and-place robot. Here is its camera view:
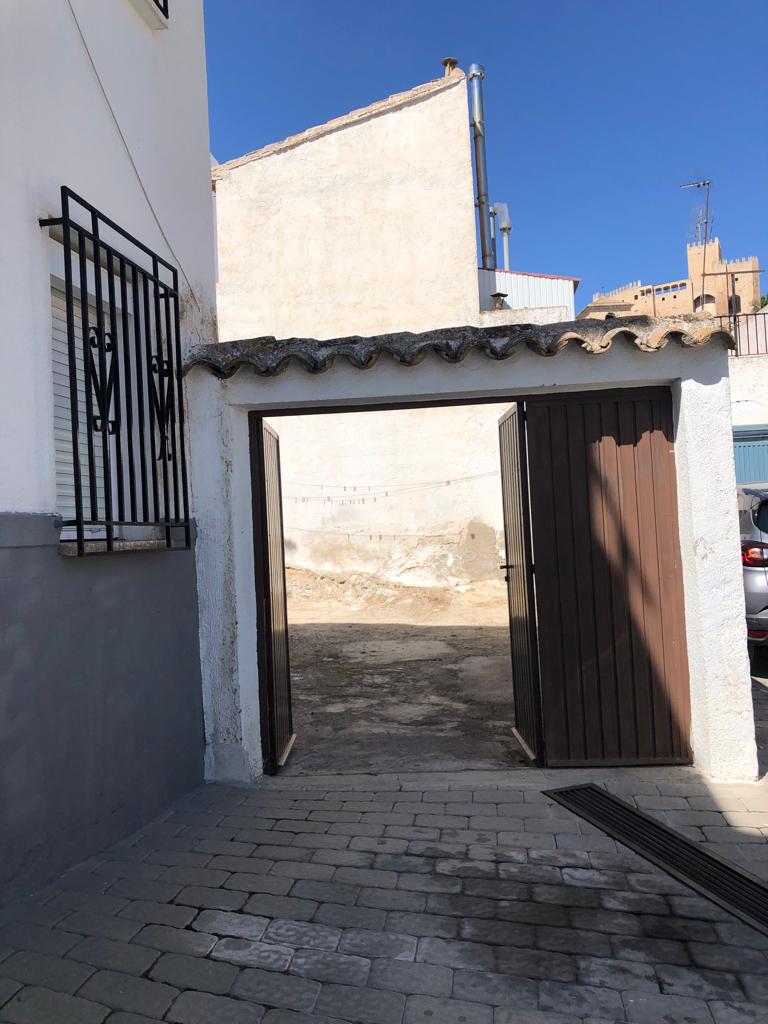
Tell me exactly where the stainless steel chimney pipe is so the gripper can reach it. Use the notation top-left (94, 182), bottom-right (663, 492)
top-left (468, 63), bottom-right (494, 271)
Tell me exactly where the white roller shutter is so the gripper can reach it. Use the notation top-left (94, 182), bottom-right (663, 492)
top-left (51, 285), bottom-right (105, 530)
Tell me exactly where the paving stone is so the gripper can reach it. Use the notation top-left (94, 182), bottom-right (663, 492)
top-left (561, 868), bottom-right (627, 890)
top-left (669, 896), bottom-right (734, 922)
top-left (210, 937), bottom-right (293, 971)
top-left (710, 1001), bottom-right (768, 1022)
top-left (108, 879), bottom-right (182, 903)
top-left (334, 867), bottom-right (399, 889)
top-left (56, 911), bottom-right (142, 942)
top-left (496, 901), bottom-right (569, 928)
top-left (425, 894), bottom-right (495, 919)
top-left (288, 834), bottom-right (350, 851)
top-left (369, 959), bottom-right (452, 997)
top-left (248, 848), bottom-right (312, 865)
top-left (386, 911), bottom-right (458, 939)
top-left (621, 990), bottom-right (715, 1023)
top-left (132, 924), bottom-right (217, 956)
top-left (434, 859), bottom-right (497, 879)
top-left (657, 964), bottom-right (742, 1000)
top-left (194, 841), bottom-right (256, 858)
top-left (576, 954), bottom-right (658, 992)
top-left (715, 922), bottom-right (768, 950)
top-left (119, 901), bottom-right (196, 928)
top-left (533, 925), bottom-right (611, 957)
top-left (314, 903), bottom-right (386, 932)
top-left (274, 821), bottom-right (329, 834)
top-left (316, 982), bottom-right (405, 1024)
top-left (175, 886), bottom-right (248, 911)
top-left (232, 968), bottom-right (320, 1012)
top-left (270, 862), bottom-right (335, 882)
top-left (166, 989), bottom-right (265, 1023)
top-left (244, 895), bottom-right (318, 922)
top-left (533, 885), bottom-right (600, 909)
top-left (0, 979), bottom-right (22, 1009)
top-left (161, 866), bottom-right (231, 888)
top-left (95, 861), bottom-right (165, 882)
top-left (79, 970), bottom-right (179, 1017)
top-left (610, 934), bottom-right (691, 965)
top-left (0, 903), bottom-right (67, 930)
top-left (224, 875), bottom-right (294, 896)
top-left (688, 941), bottom-right (767, 973)
top-left (0, 985), bottom-right (110, 1024)
top-left (350, 838), bottom-right (409, 856)
top-left (145, 850), bottom-right (214, 869)
top-left (495, 946), bottom-right (576, 982)
top-left (730, 973), bottom-right (768, 1003)
top-left (150, 951), bottom-right (238, 994)
top-left (290, 947), bottom-right (370, 986)
top-left (0, 950), bottom-right (94, 994)
top-left (639, 914), bottom-right (714, 943)
top-left (0, 923), bottom-right (80, 958)
top-left (264, 919), bottom-right (341, 951)
top-left (290, 881), bottom-right (360, 906)
top-left (311, 849), bottom-right (373, 869)
top-left (416, 936), bottom-right (495, 972)
top-left (453, 967), bottom-right (538, 1007)
top-left (386, 827), bottom-right (440, 842)
top-left (238, 831), bottom-right (294, 847)
top-left (67, 936), bottom-right (160, 976)
top-left (404, 993), bottom-right (491, 1024)
top-left (600, 890), bottom-right (668, 915)
top-left (49, 891), bottom-right (130, 918)
top-left (460, 918), bottom-right (534, 947)
top-left (538, 979), bottom-right (624, 1018)
top-left (358, 888), bottom-right (426, 913)
top-left (569, 908), bottom-right (643, 936)
top-left (108, 1015), bottom-right (169, 1024)
top-left (339, 928), bottom-right (417, 961)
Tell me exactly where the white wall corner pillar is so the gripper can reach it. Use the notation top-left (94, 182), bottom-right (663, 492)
top-left (187, 371), bottom-right (263, 782)
top-left (674, 370), bottom-right (758, 780)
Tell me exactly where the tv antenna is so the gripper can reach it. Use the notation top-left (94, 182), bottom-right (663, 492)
top-left (680, 179), bottom-right (711, 308)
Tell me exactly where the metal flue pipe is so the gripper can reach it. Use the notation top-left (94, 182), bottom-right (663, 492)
top-left (468, 63), bottom-right (494, 271)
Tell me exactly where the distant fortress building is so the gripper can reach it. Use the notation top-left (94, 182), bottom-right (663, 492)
top-left (577, 239), bottom-right (761, 319)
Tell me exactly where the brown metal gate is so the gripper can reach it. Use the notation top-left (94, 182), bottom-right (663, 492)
top-left (525, 387), bottom-right (691, 767)
top-left (498, 404), bottom-right (543, 762)
top-left (250, 416), bottom-right (295, 774)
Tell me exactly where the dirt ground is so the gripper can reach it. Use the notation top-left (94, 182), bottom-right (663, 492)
top-left (285, 567), bottom-right (528, 774)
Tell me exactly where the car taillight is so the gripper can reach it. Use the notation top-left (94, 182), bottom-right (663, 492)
top-left (748, 629), bottom-right (768, 639)
top-left (742, 542), bottom-right (768, 566)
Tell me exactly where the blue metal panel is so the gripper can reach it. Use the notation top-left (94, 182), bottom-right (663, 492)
top-left (733, 425), bottom-right (768, 484)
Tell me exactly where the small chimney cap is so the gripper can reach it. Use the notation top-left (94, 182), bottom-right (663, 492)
top-left (441, 56), bottom-right (459, 76)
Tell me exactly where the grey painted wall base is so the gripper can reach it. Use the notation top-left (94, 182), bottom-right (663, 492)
top-left (0, 513), bottom-right (204, 903)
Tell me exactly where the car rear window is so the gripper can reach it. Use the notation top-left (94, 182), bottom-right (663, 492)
top-left (755, 501), bottom-right (768, 534)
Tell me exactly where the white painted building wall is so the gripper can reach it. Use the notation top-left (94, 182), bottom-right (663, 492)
top-left (214, 70), bottom-right (577, 583)
top-left (0, 0), bottom-right (216, 514)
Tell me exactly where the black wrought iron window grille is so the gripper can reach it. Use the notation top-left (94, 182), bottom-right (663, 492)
top-left (41, 187), bottom-right (190, 555)
top-left (153, 0), bottom-right (170, 18)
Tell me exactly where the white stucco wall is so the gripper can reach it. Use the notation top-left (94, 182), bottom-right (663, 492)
top-left (270, 404), bottom-right (510, 587)
top-left (214, 74), bottom-right (479, 342)
top-left (187, 339), bottom-right (757, 784)
top-left (728, 356), bottom-right (768, 426)
top-left (0, 0), bottom-right (216, 514)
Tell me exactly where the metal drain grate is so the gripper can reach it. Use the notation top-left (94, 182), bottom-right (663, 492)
top-left (545, 783), bottom-right (768, 937)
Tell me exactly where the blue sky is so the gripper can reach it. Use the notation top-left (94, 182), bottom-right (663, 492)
top-left (204, 0), bottom-right (767, 308)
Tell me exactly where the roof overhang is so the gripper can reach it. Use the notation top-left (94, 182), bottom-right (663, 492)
top-left (185, 316), bottom-right (733, 380)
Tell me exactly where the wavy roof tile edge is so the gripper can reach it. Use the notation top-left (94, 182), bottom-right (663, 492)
top-left (184, 316), bottom-right (734, 380)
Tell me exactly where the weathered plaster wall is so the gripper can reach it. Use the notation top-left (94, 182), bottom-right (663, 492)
top-left (729, 355), bottom-right (768, 425)
top-left (215, 75), bottom-right (478, 342)
top-left (187, 337), bottom-right (757, 782)
top-left (0, 515), bottom-right (204, 903)
top-left (0, 0), bottom-right (216, 515)
top-left (270, 405), bottom-right (509, 587)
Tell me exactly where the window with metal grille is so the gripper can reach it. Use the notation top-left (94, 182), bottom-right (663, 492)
top-left (41, 187), bottom-right (190, 555)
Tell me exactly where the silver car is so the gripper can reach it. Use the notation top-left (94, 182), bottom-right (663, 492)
top-left (738, 485), bottom-right (768, 646)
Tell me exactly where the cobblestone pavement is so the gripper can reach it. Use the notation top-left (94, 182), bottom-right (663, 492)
top-left (1, 769), bottom-right (767, 1023)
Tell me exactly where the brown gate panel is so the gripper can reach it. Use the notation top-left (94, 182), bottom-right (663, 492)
top-left (525, 388), bottom-right (691, 767)
top-left (250, 416), bottom-right (295, 774)
top-left (498, 404), bottom-right (543, 762)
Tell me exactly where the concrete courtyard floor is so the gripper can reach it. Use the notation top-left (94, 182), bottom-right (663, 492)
top-left (1, 767), bottom-right (768, 1024)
